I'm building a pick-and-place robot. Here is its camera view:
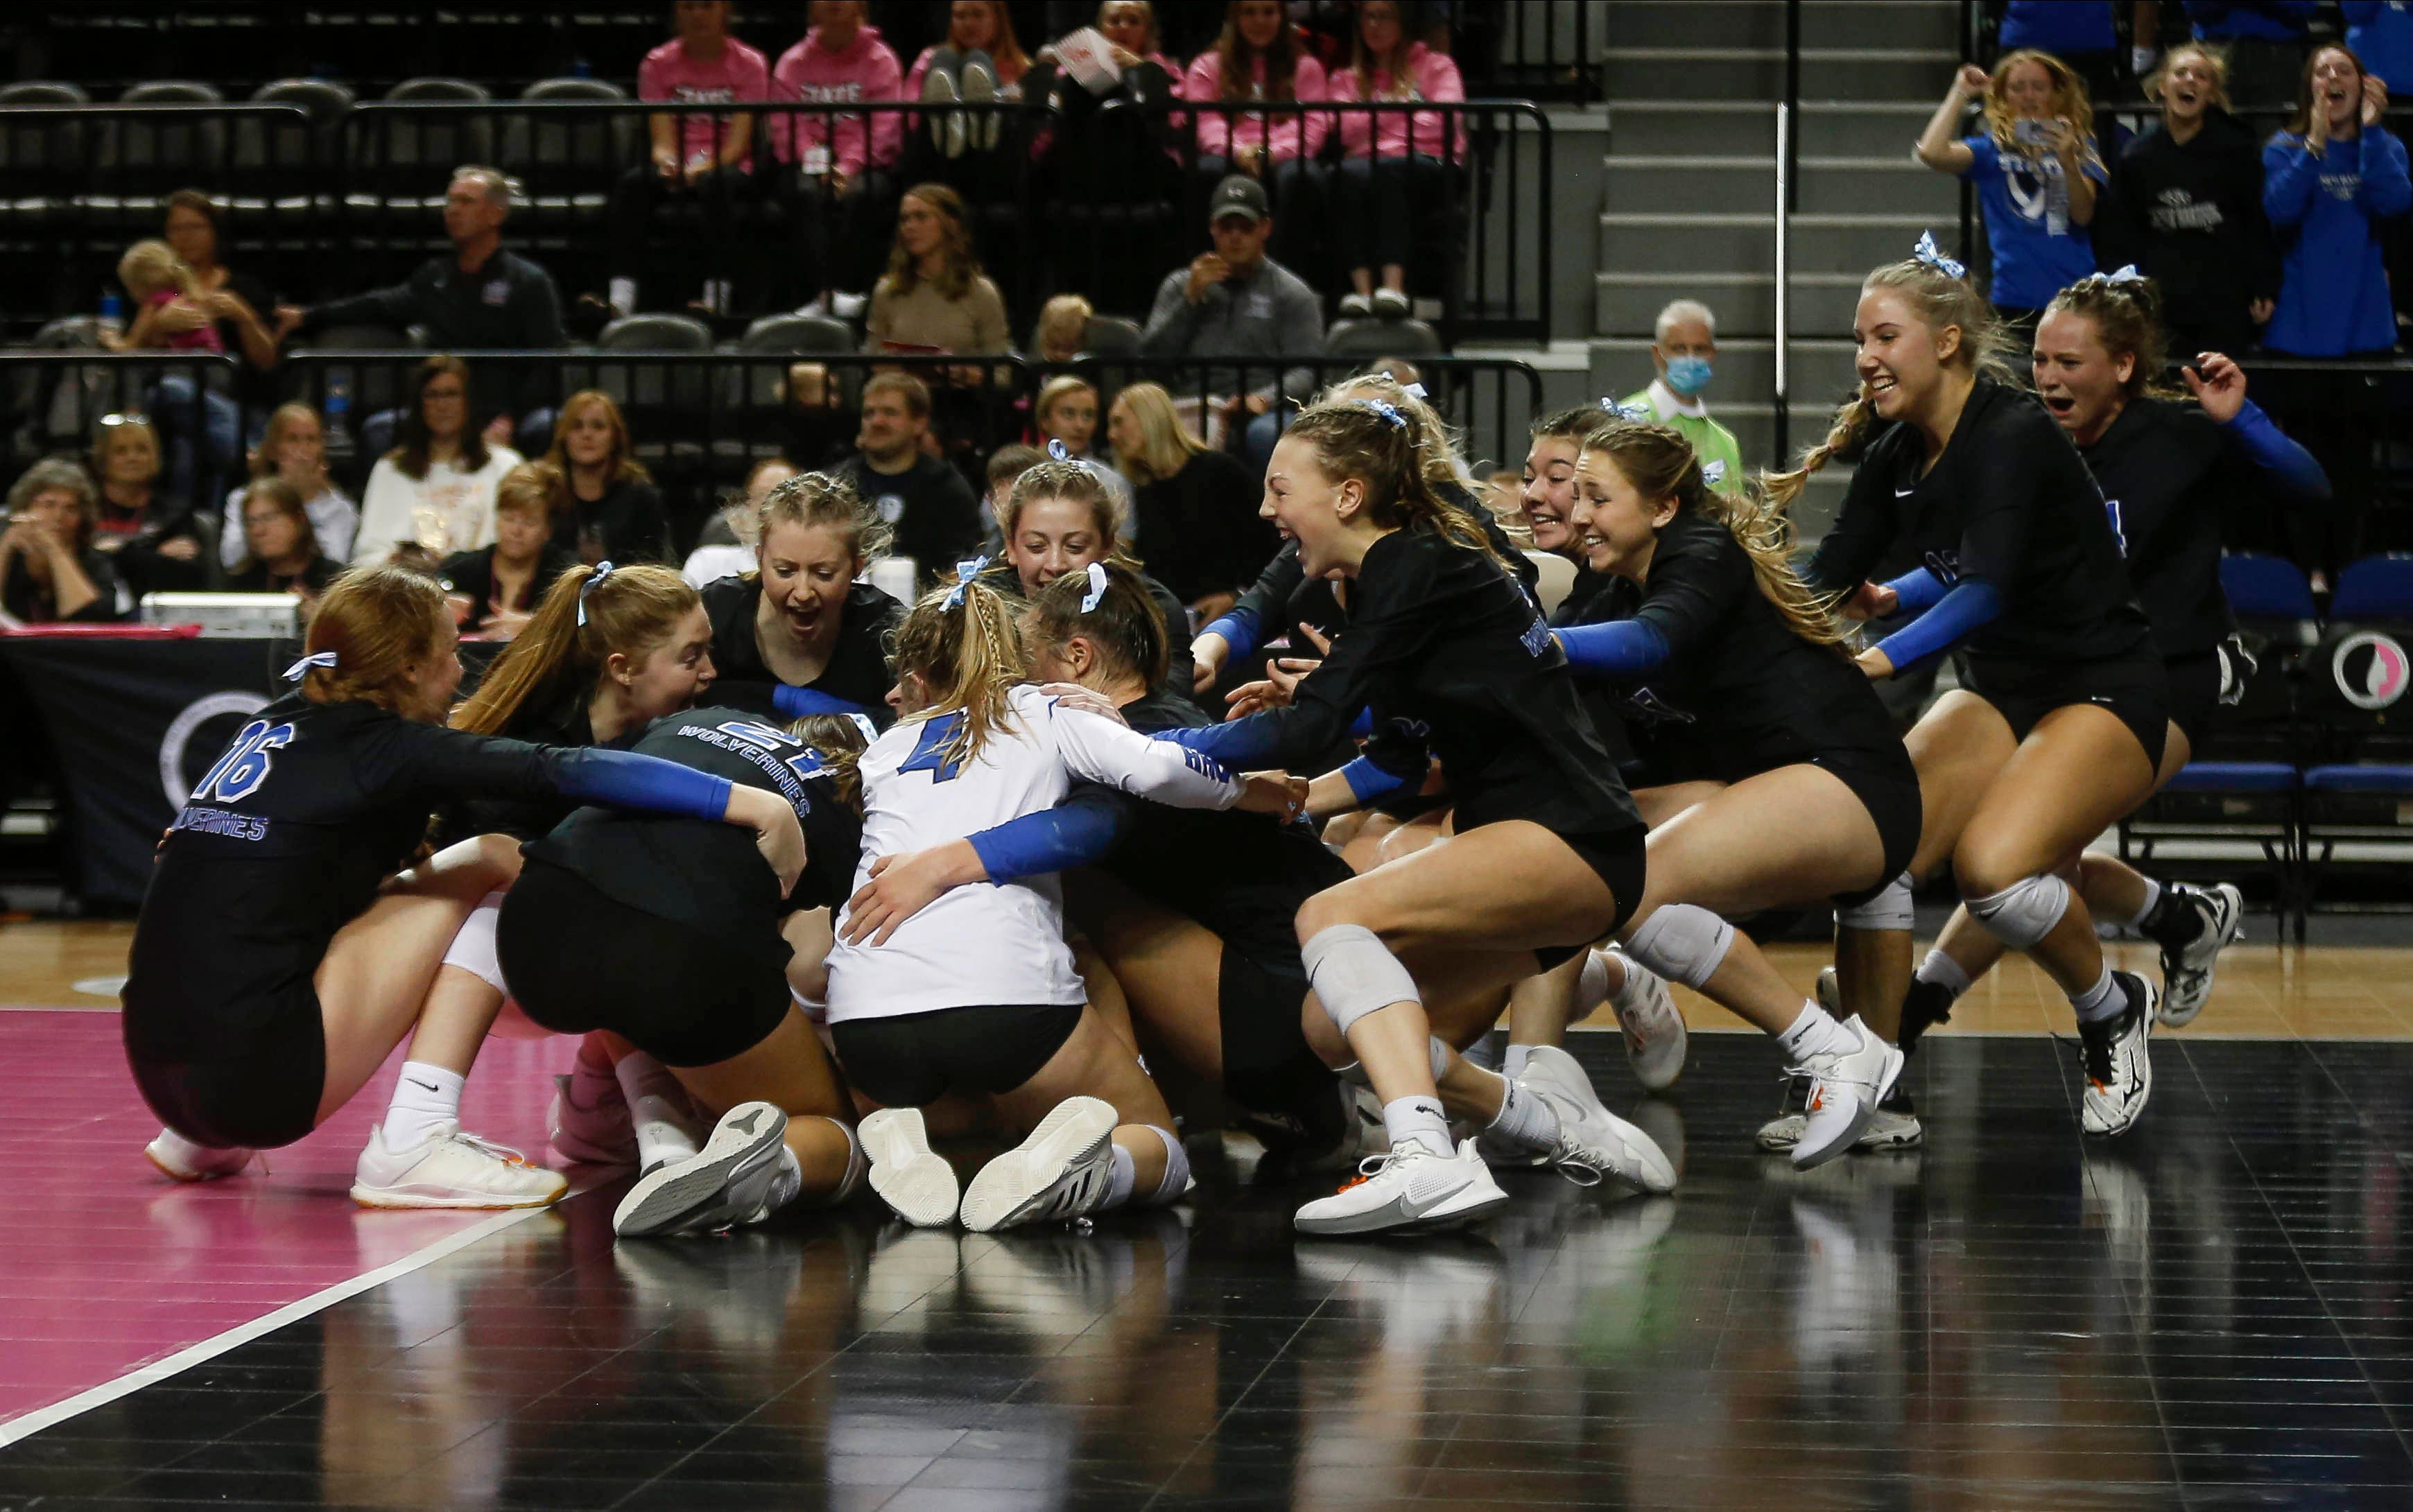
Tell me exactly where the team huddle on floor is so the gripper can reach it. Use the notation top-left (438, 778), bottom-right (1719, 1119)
top-left (119, 234), bottom-right (2290, 1241)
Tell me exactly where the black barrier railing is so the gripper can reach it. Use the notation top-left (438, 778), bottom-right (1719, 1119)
top-left (0, 350), bottom-right (241, 479)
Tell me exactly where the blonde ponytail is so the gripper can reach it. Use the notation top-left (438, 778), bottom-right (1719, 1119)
top-left (888, 577), bottom-right (1024, 772)
top-left (453, 563), bottom-right (698, 736)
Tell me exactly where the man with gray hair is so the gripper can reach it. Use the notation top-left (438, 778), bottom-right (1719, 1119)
top-left (1620, 297), bottom-right (1743, 495)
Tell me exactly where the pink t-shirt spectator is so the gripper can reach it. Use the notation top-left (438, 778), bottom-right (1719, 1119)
top-left (1324, 43), bottom-right (1467, 161)
top-left (146, 290), bottom-right (224, 353)
top-left (1180, 51), bottom-right (1329, 163)
top-left (638, 37), bottom-right (771, 171)
top-left (770, 24), bottom-right (906, 173)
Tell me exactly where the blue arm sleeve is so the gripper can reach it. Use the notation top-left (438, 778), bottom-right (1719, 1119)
top-left (1340, 755), bottom-right (1408, 803)
top-left (1553, 619), bottom-right (1672, 677)
top-left (772, 683), bottom-right (876, 720)
top-left (1200, 605), bottom-right (1261, 663)
top-left (555, 748), bottom-right (734, 820)
top-left (967, 785), bottom-right (1132, 880)
top-left (1881, 566), bottom-right (1951, 614)
top-left (1349, 706), bottom-right (1373, 738)
top-left (1869, 580), bottom-right (2003, 671)
top-left (2223, 399), bottom-right (2330, 500)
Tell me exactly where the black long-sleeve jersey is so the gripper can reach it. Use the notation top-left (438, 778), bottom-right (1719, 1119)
top-left (427, 681), bottom-right (602, 851)
top-left (126, 695), bottom-right (619, 1063)
top-left (1176, 527), bottom-right (1640, 841)
top-left (1806, 376), bottom-right (2155, 676)
top-left (2076, 397), bottom-right (2252, 660)
top-left (1576, 510), bottom-right (1909, 784)
top-left (526, 706), bottom-right (863, 939)
top-left (700, 575), bottom-right (905, 721)
top-left (1225, 487), bottom-right (1541, 657)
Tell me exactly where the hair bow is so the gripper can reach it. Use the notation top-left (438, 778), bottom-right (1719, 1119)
top-left (576, 561), bottom-right (616, 627)
top-left (1599, 397), bottom-right (1654, 422)
top-left (846, 713), bottom-right (879, 744)
top-left (283, 649), bottom-right (338, 681)
top-left (944, 556), bottom-right (988, 610)
top-left (1046, 437), bottom-right (1099, 476)
top-left (1401, 381), bottom-right (1428, 400)
top-left (1079, 560), bottom-right (1110, 613)
top-left (1355, 398), bottom-right (1407, 429)
top-left (1912, 231), bottom-right (1967, 279)
top-left (2104, 264), bottom-right (2147, 284)
top-left (1700, 459), bottom-right (1727, 487)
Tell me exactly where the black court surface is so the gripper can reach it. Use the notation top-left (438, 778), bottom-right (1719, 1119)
top-left (6, 1033), bottom-right (2412, 1512)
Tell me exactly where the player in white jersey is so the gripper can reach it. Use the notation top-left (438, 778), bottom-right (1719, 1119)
top-left (825, 566), bottom-right (1300, 1233)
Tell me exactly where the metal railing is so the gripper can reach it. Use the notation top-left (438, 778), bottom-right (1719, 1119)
top-left (0, 350), bottom-right (240, 476)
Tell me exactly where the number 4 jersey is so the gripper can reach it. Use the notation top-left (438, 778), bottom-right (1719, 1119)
top-left (827, 684), bottom-right (1247, 1024)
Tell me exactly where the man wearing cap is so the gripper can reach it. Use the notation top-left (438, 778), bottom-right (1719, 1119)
top-left (1620, 298), bottom-right (1745, 496)
top-left (1139, 174), bottom-right (1327, 473)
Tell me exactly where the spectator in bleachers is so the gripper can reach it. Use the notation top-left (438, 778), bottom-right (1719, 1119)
top-left (1032, 374), bottom-right (1134, 501)
top-left (1105, 379), bottom-right (1274, 622)
top-left (1139, 174), bottom-right (1326, 473)
top-left (353, 356), bottom-right (525, 568)
top-left (110, 241), bottom-right (223, 356)
top-left (2346, 4), bottom-right (2413, 98)
top-left (863, 183), bottom-right (1011, 356)
top-left (107, 237), bottom-right (244, 517)
top-left (2100, 43), bottom-right (2278, 356)
top-left (982, 441), bottom-right (1046, 542)
top-left (219, 403), bottom-right (358, 572)
top-left (89, 413), bottom-right (205, 596)
top-left (0, 459), bottom-right (121, 624)
top-left (905, 2), bottom-right (1032, 101)
top-left (607, 0), bottom-right (768, 319)
top-left (437, 464), bottom-right (577, 642)
top-left (1324, 0), bottom-right (1465, 319)
top-left (2262, 42), bottom-right (2410, 584)
top-left (1619, 299), bottom-right (1745, 495)
top-left (833, 372), bottom-right (984, 586)
top-left (1917, 52), bottom-right (2109, 322)
top-left (1030, 292), bottom-right (1094, 363)
top-left (161, 191), bottom-right (278, 378)
top-left (223, 478), bottom-right (341, 602)
top-left (2186, 1), bottom-right (2315, 109)
top-left (1996, 2), bottom-right (2120, 164)
top-left (1026, 1), bottom-right (1186, 132)
top-left (771, 1), bottom-right (905, 319)
top-left (275, 168), bottom-right (565, 446)
top-left (538, 390), bottom-right (668, 565)
top-left (1184, 1), bottom-right (1331, 273)
top-left (683, 455), bottom-right (797, 587)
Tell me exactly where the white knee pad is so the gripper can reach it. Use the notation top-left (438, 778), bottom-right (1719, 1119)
top-left (1621, 903), bottom-right (1736, 991)
top-left (1143, 1124), bottom-right (1191, 1204)
top-left (1835, 872), bottom-right (1915, 932)
top-left (440, 892), bottom-right (507, 993)
top-left (1301, 924), bottom-right (1421, 1036)
top-left (1966, 873), bottom-right (2072, 949)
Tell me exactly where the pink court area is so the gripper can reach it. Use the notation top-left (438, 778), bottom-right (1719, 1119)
top-left (0, 1009), bottom-right (574, 1434)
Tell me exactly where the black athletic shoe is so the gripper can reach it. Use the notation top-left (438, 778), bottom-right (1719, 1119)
top-left (1896, 977), bottom-right (1958, 1052)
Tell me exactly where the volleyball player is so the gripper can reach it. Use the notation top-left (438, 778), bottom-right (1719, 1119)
top-left (701, 471), bottom-right (904, 723)
top-left (1154, 398), bottom-right (1678, 1236)
top-left (126, 567), bottom-right (806, 1208)
top-left (1885, 272), bottom-right (2321, 1043)
top-left (1785, 238), bottom-right (2172, 1140)
top-left (824, 572), bottom-right (1301, 1233)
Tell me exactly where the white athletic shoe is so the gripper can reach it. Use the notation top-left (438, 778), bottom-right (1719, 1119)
top-left (145, 1130), bottom-right (254, 1182)
top-left (1293, 1138), bottom-right (1508, 1237)
top-left (2158, 882), bottom-right (2244, 1027)
top-left (612, 1102), bottom-right (790, 1237)
top-left (1756, 1075), bottom-right (1923, 1155)
top-left (1789, 1016), bottom-right (1904, 1170)
top-left (960, 1096), bottom-right (1121, 1233)
top-left (351, 1122), bottom-right (567, 1210)
top-left (859, 1106), bottom-right (962, 1227)
top-left (1605, 948), bottom-right (1686, 1091)
top-left (548, 1066), bottom-right (637, 1167)
top-left (1516, 1045), bottom-right (1678, 1193)
top-left (2079, 973), bottom-right (2156, 1138)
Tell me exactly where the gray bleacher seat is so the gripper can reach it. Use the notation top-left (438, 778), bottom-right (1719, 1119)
top-left (1080, 315), bottom-right (1143, 357)
top-left (119, 81), bottom-right (226, 104)
top-left (352, 78), bottom-right (495, 257)
top-left (1324, 316), bottom-right (1443, 360)
top-left (592, 313), bottom-right (714, 471)
top-left (713, 313), bottom-right (854, 437)
top-left (503, 78), bottom-right (634, 259)
top-left (89, 85), bottom-right (233, 238)
top-left (0, 82), bottom-right (93, 217)
top-left (233, 80), bottom-right (354, 232)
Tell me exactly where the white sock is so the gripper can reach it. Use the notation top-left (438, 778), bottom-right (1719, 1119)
top-left (615, 1052), bottom-right (700, 1170)
top-left (1915, 949), bottom-right (1973, 1001)
top-left (2126, 877), bottom-right (2163, 930)
top-left (2070, 964), bottom-right (2124, 1023)
top-left (1381, 1095), bottom-right (1453, 1158)
top-left (608, 276), bottom-right (636, 315)
top-left (383, 1061), bottom-right (465, 1150)
top-left (154, 1127), bottom-right (231, 1163)
top-left (1105, 1142), bottom-right (1138, 1208)
top-left (1580, 947), bottom-right (1614, 1007)
top-left (1501, 1043), bottom-right (1534, 1080)
top-left (1776, 1002), bottom-right (1853, 1062)
top-left (1485, 1072), bottom-right (1559, 1150)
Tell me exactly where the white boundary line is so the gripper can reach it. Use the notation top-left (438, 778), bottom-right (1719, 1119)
top-left (0, 1204), bottom-right (549, 1449)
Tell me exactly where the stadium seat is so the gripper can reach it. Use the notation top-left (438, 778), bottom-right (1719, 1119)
top-left (87, 86), bottom-right (235, 246)
top-left (588, 313), bottom-right (715, 483)
top-left (349, 78), bottom-right (494, 279)
top-left (1327, 316), bottom-right (1442, 360)
top-left (118, 81), bottom-right (225, 104)
top-left (502, 78), bottom-right (635, 291)
top-left (1079, 315), bottom-right (1143, 358)
top-left (2297, 554), bottom-right (2413, 932)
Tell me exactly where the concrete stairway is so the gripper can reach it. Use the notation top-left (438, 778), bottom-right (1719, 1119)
top-left (1586, 0), bottom-right (1964, 529)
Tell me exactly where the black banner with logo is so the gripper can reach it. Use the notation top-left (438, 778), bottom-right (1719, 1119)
top-left (3, 636), bottom-right (500, 908)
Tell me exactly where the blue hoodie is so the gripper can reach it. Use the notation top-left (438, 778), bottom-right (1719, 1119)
top-left (2344, 3), bottom-right (2413, 100)
top-left (2187, 1), bottom-right (2315, 43)
top-left (2262, 124), bottom-right (2412, 355)
top-left (2001, 1), bottom-right (2115, 54)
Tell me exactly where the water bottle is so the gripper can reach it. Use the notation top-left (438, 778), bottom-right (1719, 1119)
top-left (322, 379), bottom-right (355, 470)
top-left (98, 290), bottom-right (123, 341)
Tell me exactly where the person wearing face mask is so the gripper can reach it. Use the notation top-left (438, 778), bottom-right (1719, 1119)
top-left (699, 469), bottom-right (907, 724)
top-left (1916, 51), bottom-right (2109, 324)
top-left (1618, 299), bottom-right (1744, 494)
top-left (2098, 43), bottom-right (2279, 358)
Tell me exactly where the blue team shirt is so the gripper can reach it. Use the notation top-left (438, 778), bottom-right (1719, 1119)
top-left (2344, 3), bottom-right (2413, 102)
top-left (2001, 1), bottom-right (2115, 53)
top-left (2262, 125), bottom-right (2413, 356)
top-left (1961, 134), bottom-right (2109, 310)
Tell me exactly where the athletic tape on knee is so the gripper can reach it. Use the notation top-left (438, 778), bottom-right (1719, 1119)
top-left (1836, 872), bottom-right (1915, 932)
top-left (1966, 873), bottom-right (2072, 950)
top-left (1144, 1124), bottom-right (1191, 1204)
top-left (1620, 903), bottom-right (1736, 992)
top-left (1301, 924), bottom-right (1421, 1036)
top-left (1429, 1036), bottom-right (1453, 1081)
top-left (439, 892), bottom-right (508, 993)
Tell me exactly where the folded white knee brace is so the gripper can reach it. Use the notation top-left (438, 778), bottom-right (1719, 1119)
top-left (1835, 872), bottom-right (1915, 932)
top-left (1301, 923), bottom-right (1421, 1036)
top-left (1143, 1124), bottom-right (1191, 1204)
top-left (1621, 903), bottom-right (1736, 991)
top-left (1966, 873), bottom-right (2071, 949)
top-left (439, 892), bottom-right (508, 993)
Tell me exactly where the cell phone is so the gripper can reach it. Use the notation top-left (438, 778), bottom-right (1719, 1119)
top-left (2013, 118), bottom-right (2051, 148)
